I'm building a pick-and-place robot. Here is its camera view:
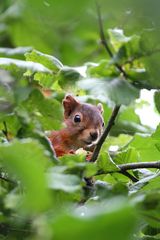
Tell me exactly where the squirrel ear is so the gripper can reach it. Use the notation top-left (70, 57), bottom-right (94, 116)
top-left (97, 103), bottom-right (104, 114)
top-left (63, 95), bottom-right (79, 118)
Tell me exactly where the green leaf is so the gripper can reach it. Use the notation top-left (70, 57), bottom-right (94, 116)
top-left (48, 172), bottom-right (81, 193)
top-left (59, 154), bottom-right (87, 177)
top-left (109, 105), bottom-right (151, 136)
top-left (84, 163), bottom-right (98, 178)
top-left (97, 152), bottom-right (119, 172)
top-left (129, 134), bottom-right (160, 162)
top-left (110, 121), bottom-right (150, 136)
top-left (129, 173), bottom-right (159, 194)
top-left (34, 72), bottom-right (55, 88)
top-left (20, 89), bottom-right (63, 130)
top-left (60, 153), bottom-right (86, 164)
top-left (114, 147), bottom-right (140, 164)
top-left (0, 139), bottom-right (51, 213)
top-left (108, 28), bottom-right (133, 51)
top-left (25, 50), bottom-right (63, 71)
top-left (0, 113), bottom-right (21, 137)
top-left (113, 34), bottom-right (141, 65)
top-left (102, 134), bottom-right (133, 152)
top-left (0, 47), bottom-right (32, 59)
top-left (141, 175), bottom-right (160, 192)
top-left (0, 57), bottom-right (51, 73)
top-left (78, 78), bottom-right (139, 105)
top-left (142, 224), bottom-right (160, 236)
top-left (118, 106), bottom-right (141, 124)
top-left (152, 124), bottom-right (160, 139)
top-left (154, 91), bottom-right (160, 114)
top-left (86, 60), bottom-right (119, 78)
top-left (58, 66), bottom-right (81, 87)
top-left (143, 53), bottom-right (160, 88)
top-left (51, 199), bottom-right (136, 240)
top-left (138, 190), bottom-right (160, 228)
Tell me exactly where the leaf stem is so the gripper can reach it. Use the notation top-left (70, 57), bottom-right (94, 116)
top-left (2, 121), bottom-right (10, 142)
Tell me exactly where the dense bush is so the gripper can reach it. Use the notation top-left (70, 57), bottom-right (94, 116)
top-left (0, 1), bottom-right (160, 239)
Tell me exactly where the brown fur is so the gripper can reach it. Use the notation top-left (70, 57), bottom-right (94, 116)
top-left (48, 95), bottom-right (104, 157)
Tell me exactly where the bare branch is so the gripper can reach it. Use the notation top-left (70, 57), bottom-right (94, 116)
top-left (96, 2), bottom-right (113, 58)
top-left (96, 161), bottom-right (160, 177)
top-left (90, 105), bottom-right (121, 162)
top-left (118, 161), bottom-right (160, 171)
top-left (90, 3), bottom-right (131, 163)
top-left (96, 2), bottom-right (128, 78)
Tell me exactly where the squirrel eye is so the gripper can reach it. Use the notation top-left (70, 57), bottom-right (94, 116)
top-left (102, 122), bottom-right (104, 127)
top-left (74, 114), bottom-right (81, 123)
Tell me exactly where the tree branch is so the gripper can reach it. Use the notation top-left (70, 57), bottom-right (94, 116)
top-left (120, 170), bottom-right (139, 182)
top-left (90, 3), bottom-right (158, 182)
top-left (90, 105), bottom-right (121, 162)
top-left (96, 161), bottom-right (160, 177)
top-left (118, 161), bottom-right (160, 171)
top-left (96, 2), bottom-right (128, 78)
top-left (96, 2), bottom-right (113, 58)
top-left (90, 4), bottom-right (131, 163)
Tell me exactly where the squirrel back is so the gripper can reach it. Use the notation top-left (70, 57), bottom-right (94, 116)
top-left (48, 95), bottom-right (104, 157)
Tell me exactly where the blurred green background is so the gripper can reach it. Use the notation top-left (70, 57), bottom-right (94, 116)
top-left (1, 0), bottom-right (160, 66)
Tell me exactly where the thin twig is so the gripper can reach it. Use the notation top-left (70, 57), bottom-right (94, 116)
top-left (90, 3), bottom-right (129, 163)
top-left (2, 121), bottom-right (10, 141)
top-left (90, 105), bottom-right (121, 162)
top-left (120, 170), bottom-right (138, 182)
top-left (96, 2), bottom-right (128, 78)
top-left (96, 1), bottom-right (113, 58)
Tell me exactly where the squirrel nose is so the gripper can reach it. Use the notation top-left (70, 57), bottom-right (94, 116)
top-left (90, 131), bottom-right (98, 141)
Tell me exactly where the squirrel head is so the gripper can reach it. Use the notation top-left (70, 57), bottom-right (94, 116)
top-left (62, 95), bottom-right (104, 149)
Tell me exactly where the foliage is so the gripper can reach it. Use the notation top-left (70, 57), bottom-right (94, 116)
top-left (0, 0), bottom-right (160, 239)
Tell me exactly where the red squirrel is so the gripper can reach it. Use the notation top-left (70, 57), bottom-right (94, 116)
top-left (48, 95), bottom-right (104, 157)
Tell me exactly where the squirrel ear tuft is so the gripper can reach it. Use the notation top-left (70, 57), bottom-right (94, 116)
top-left (63, 95), bottom-right (79, 118)
top-left (97, 103), bottom-right (104, 114)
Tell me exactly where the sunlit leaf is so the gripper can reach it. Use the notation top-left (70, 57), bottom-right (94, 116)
top-left (0, 57), bottom-right (51, 73)
top-left (129, 134), bottom-right (160, 162)
top-left (0, 47), bottom-right (32, 59)
top-left (78, 77), bottom-right (139, 105)
top-left (114, 147), bottom-right (140, 164)
top-left (25, 50), bottom-right (63, 71)
top-left (97, 152), bottom-right (119, 172)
